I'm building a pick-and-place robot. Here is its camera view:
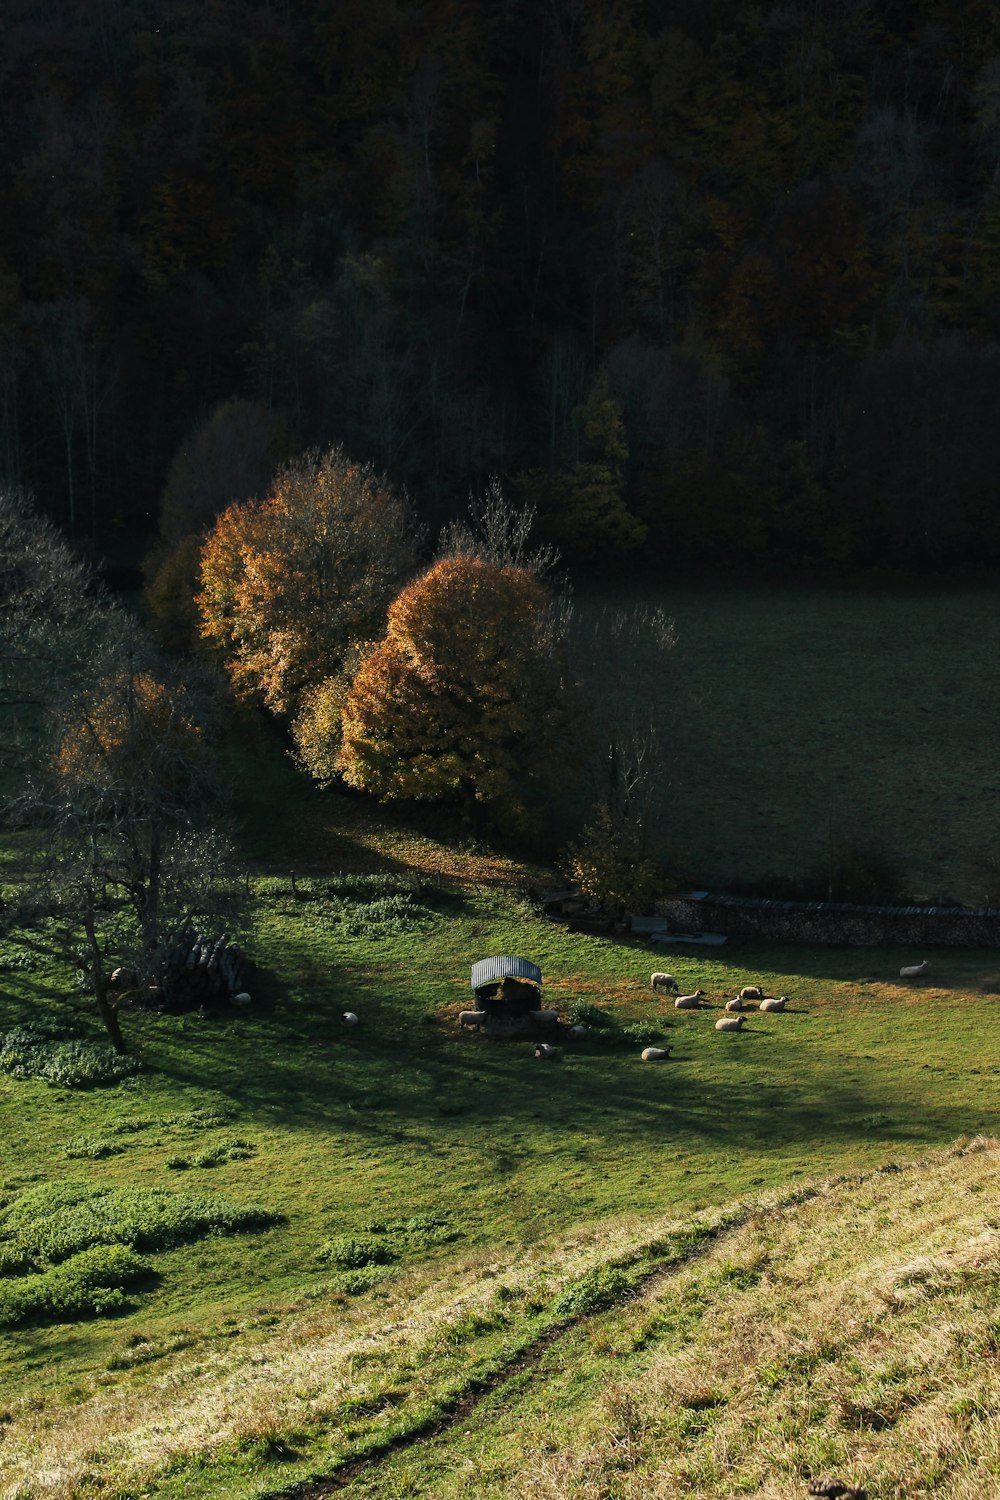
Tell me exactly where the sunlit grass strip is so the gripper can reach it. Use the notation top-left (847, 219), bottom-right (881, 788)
top-left (0, 1196), bottom-right (753, 1499)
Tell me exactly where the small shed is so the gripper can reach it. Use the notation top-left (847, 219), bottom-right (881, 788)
top-left (471, 956), bottom-right (543, 1017)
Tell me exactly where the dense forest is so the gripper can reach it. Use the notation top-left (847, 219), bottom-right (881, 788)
top-left (4, 0), bottom-right (1000, 567)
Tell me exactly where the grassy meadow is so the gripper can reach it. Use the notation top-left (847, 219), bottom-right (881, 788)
top-left (571, 579), bottom-right (1000, 906)
top-left (2, 591), bottom-right (1000, 1500)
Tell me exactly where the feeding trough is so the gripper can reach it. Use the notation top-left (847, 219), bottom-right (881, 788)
top-left (470, 956), bottom-right (551, 1037)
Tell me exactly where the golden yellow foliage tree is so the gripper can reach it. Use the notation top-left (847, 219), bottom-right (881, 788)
top-left (337, 555), bottom-right (571, 830)
top-left (197, 447), bottom-right (416, 716)
top-left (47, 651), bottom-right (236, 1054)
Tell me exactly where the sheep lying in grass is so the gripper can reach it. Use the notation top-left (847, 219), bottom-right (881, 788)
top-left (534, 1042), bottom-right (559, 1059)
top-left (674, 990), bottom-right (706, 1010)
top-left (714, 1014), bottom-right (746, 1031)
top-left (459, 1010), bottom-right (486, 1030)
top-left (758, 995), bottom-right (790, 1012)
top-left (651, 972), bottom-right (679, 993)
top-left (231, 992), bottom-right (252, 1006)
top-left (341, 1011), bottom-right (359, 1027)
top-left (738, 984), bottom-right (764, 1001)
top-left (530, 1008), bottom-right (560, 1024)
top-left (899, 960), bottom-right (930, 980)
top-left (568, 1023), bottom-right (587, 1038)
top-left (641, 1045), bottom-right (672, 1061)
top-left (724, 996), bottom-right (745, 1012)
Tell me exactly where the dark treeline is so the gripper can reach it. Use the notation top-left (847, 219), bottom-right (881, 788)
top-left (4, 0), bottom-right (1000, 565)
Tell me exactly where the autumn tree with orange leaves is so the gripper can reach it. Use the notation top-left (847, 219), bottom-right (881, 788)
top-left (197, 447), bottom-right (416, 716)
top-left (19, 633), bottom-right (243, 1055)
top-left (335, 555), bottom-right (572, 832)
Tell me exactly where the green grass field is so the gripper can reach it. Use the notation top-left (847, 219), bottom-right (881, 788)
top-left (2, 822), bottom-right (999, 1497)
top-left (571, 579), bottom-right (1000, 905)
top-left (2, 606), bottom-right (1000, 1499)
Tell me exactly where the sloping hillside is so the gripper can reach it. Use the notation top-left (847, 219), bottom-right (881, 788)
top-left (3, 1138), bottom-right (997, 1500)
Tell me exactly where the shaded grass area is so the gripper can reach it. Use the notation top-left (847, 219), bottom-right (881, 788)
top-left (570, 580), bottom-right (1000, 905)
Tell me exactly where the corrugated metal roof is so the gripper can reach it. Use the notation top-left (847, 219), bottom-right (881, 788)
top-left (471, 956), bottom-right (542, 991)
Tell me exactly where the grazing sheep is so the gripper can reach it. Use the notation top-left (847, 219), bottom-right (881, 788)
top-left (738, 984), bottom-right (764, 1001)
top-left (758, 995), bottom-right (789, 1012)
top-left (231, 991), bottom-right (253, 1006)
top-left (534, 1042), bottom-right (559, 1059)
top-left (714, 1014), bottom-right (746, 1031)
top-left (674, 990), bottom-right (706, 1009)
top-left (341, 1011), bottom-right (359, 1027)
top-left (641, 1045), bottom-right (672, 1061)
top-left (724, 996), bottom-right (745, 1012)
top-left (459, 1010), bottom-right (486, 1029)
top-left (899, 960), bottom-right (930, 980)
top-left (568, 1023), bottom-right (587, 1038)
top-left (530, 1008), bottom-right (560, 1023)
top-left (651, 972), bottom-right (679, 993)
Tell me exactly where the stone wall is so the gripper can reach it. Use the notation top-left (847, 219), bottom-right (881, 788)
top-left (657, 893), bottom-right (1000, 948)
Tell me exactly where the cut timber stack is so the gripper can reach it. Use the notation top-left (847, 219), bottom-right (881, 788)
top-left (158, 930), bottom-right (245, 1012)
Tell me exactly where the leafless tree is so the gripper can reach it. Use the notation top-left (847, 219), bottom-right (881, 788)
top-left (572, 604), bottom-right (677, 841)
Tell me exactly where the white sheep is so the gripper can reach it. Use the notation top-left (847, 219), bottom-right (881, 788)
top-left (724, 995), bottom-right (745, 1012)
top-left (715, 1014), bottom-right (746, 1031)
top-left (899, 960), bottom-right (930, 980)
top-left (568, 1023), bottom-right (587, 1038)
top-left (674, 990), bottom-right (706, 1009)
top-left (758, 995), bottom-right (789, 1012)
top-left (341, 1011), bottom-right (359, 1027)
top-left (738, 984), bottom-right (764, 1001)
top-left (651, 972), bottom-right (679, 993)
top-left (641, 1045), bottom-right (672, 1061)
top-left (231, 991), bottom-right (253, 1006)
top-left (459, 1010), bottom-right (486, 1029)
top-left (534, 1042), bottom-right (559, 1059)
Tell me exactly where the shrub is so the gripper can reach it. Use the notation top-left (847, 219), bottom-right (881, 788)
top-left (0, 1244), bottom-right (152, 1328)
top-left (315, 1235), bottom-right (394, 1269)
top-left (553, 1264), bottom-right (638, 1317)
top-left (568, 1001), bottom-right (615, 1028)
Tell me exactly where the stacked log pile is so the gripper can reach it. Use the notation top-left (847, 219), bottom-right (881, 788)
top-left (156, 930), bottom-right (245, 1011)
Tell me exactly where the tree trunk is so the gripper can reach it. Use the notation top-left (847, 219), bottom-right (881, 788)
top-left (83, 903), bottom-right (128, 1054)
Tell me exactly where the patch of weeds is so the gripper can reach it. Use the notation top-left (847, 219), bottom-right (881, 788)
top-left (617, 1022), bottom-right (666, 1046)
top-left (168, 1140), bottom-right (256, 1170)
top-left (0, 1181), bottom-right (280, 1263)
top-left (64, 1136), bottom-right (130, 1161)
top-left (0, 1026), bottom-right (141, 1089)
top-left (0, 1244), bottom-right (152, 1328)
top-left (335, 1266), bottom-right (393, 1295)
top-left (442, 1308), bottom-right (505, 1344)
top-left (568, 1001), bottom-right (615, 1028)
top-left (360, 1213), bottom-right (460, 1253)
top-left (316, 1234), bottom-right (395, 1269)
top-left (553, 1263), bottom-right (639, 1318)
top-left (713, 1261), bottom-right (763, 1292)
top-left (162, 1107), bottom-right (237, 1130)
top-left (0, 949), bottom-right (44, 972)
top-left (338, 894), bottom-right (437, 937)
